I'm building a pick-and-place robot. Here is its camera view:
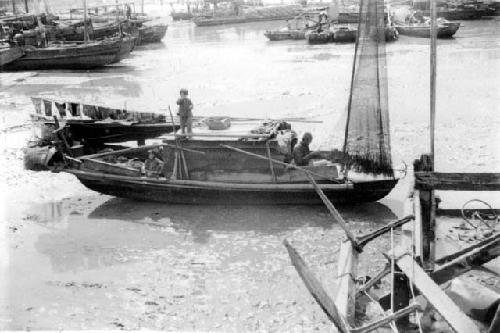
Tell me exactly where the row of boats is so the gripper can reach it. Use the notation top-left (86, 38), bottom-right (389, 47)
top-left (0, 5), bottom-right (168, 70)
top-left (171, 0), bottom-right (500, 26)
top-left (265, 12), bottom-right (461, 43)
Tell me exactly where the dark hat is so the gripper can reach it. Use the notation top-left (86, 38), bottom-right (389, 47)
top-left (180, 88), bottom-right (188, 95)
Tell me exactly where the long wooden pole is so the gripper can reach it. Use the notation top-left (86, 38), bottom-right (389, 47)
top-left (83, 0), bottom-right (88, 44)
top-left (24, 0), bottom-right (28, 13)
top-left (11, 0), bottom-right (15, 14)
top-left (430, 0), bottom-right (437, 169)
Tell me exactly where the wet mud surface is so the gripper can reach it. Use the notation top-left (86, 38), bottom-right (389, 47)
top-left (0, 5), bottom-right (499, 331)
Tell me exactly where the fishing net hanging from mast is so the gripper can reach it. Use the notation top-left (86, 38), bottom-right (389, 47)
top-left (343, 0), bottom-right (393, 176)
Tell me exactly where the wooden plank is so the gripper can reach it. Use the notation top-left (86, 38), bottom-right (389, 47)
top-left (394, 248), bottom-right (480, 333)
top-left (415, 172), bottom-right (500, 191)
top-left (283, 239), bottom-right (351, 333)
top-left (350, 303), bottom-right (421, 333)
top-left (335, 240), bottom-right (359, 326)
top-left (431, 236), bottom-right (500, 285)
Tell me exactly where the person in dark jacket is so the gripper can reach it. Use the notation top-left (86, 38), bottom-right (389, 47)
top-left (292, 132), bottom-right (322, 166)
top-left (176, 88), bottom-right (193, 137)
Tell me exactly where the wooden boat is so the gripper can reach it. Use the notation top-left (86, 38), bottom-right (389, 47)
top-left (264, 29), bottom-right (308, 41)
top-left (3, 37), bottom-right (128, 70)
top-left (194, 14), bottom-right (297, 27)
top-left (29, 97), bottom-right (179, 147)
top-left (136, 23), bottom-right (168, 44)
top-left (65, 138), bottom-right (397, 205)
top-left (395, 21), bottom-right (460, 39)
top-left (332, 26), bottom-right (356, 42)
top-left (305, 29), bottom-right (333, 44)
top-left (171, 12), bottom-right (193, 21)
top-left (0, 46), bottom-right (24, 67)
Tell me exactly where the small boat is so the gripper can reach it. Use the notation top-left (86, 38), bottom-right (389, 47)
top-left (171, 12), bottom-right (194, 21)
top-left (3, 37), bottom-right (131, 70)
top-left (29, 97), bottom-right (179, 147)
top-left (66, 141), bottom-right (397, 205)
top-left (136, 23), bottom-right (168, 44)
top-left (264, 13), bottom-right (318, 41)
top-left (193, 4), bottom-right (303, 27)
top-left (264, 28), bottom-right (310, 41)
top-left (0, 46), bottom-right (24, 67)
top-left (395, 21), bottom-right (460, 39)
top-left (332, 26), bottom-right (357, 43)
top-left (305, 29), bottom-right (333, 44)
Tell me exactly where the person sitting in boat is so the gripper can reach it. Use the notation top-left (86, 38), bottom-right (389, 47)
top-left (292, 132), bottom-right (323, 166)
top-left (176, 88), bottom-right (194, 137)
top-left (145, 150), bottom-right (164, 178)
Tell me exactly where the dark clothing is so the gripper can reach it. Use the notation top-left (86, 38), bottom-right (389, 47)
top-left (145, 157), bottom-right (164, 177)
top-left (177, 96), bottom-right (193, 135)
top-left (292, 142), bottom-right (311, 166)
top-left (176, 97), bottom-right (193, 118)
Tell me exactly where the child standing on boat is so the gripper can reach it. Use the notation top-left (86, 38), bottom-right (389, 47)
top-left (176, 88), bottom-right (194, 137)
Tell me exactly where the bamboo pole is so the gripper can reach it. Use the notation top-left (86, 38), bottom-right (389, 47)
top-left (83, 0), bottom-right (88, 44)
top-left (430, 0), bottom-right (437, 168)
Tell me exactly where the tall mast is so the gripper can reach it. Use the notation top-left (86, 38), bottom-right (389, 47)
top-left (11, 0), bottom-right (16, 14)
top-left (430, 0), bottom-right (437, 170)
top-left (141, 0), bottom-right (144, 14)
top-left (25, 0), bottom-right (28, 13)
top-left (83, 0), bottom-right (88, 44)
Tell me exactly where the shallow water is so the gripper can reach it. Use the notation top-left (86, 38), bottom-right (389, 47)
top-left (0, 7), bottom-right (499, 330)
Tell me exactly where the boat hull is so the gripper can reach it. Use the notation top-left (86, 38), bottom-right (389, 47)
top-left (3, 39), bottom-right (123, 70)
top-left (194, 15), bottom-right (296, 27)
top-left (395, 23), bottom-right (460, 38)
top-left (264, 30), bottom-right (306, 41)
top-left (137, 24), bottom-right (168, 44)
top-left (0, 47), bottom-right (24, 67)
top-left (69, 169), bottom-right (398, 205)
top-left (67, 121), bottom-right (179, 143)
top-left (306, 31), bottom-right (333, 44)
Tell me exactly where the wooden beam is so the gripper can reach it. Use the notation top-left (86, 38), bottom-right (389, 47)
top-left (350, 303), bottom-right (421, 333)
top-left (283, 240), bottom-right (351, 333)
top-left (394, 248), bottom-right (480, 333)
top-left (335, 240), bottom-right (359, 326)
top-left (356, 215), bottom-right (414, 248)
top-left (435, 233), bottom-right (500, 265)
top-left (431, 236), bottom-right (500, 285)
top-left (415, 172), bottom-right (500, 191)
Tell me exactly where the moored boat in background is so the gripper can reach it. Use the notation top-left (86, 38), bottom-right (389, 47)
top-left (395, 20), bottom-right (460, 38)
top-left (0, 45), bottom-right (24, 67)
top-left (3, 37), bottom-right (130, 70)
